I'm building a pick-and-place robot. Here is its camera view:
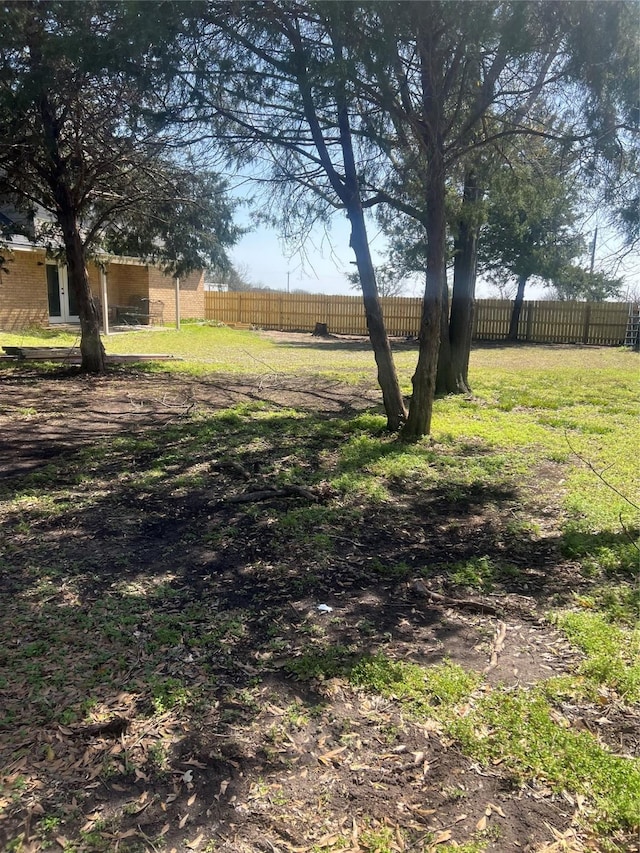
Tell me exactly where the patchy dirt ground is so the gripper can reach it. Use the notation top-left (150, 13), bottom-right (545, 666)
top-left (0, 363), bottom-right (381, 479)
top-left (0, 356), bottom-right (636, 853)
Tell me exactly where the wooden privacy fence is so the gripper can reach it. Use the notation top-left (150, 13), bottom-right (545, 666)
top-left (474, 299), bottom-right (633, 345)
top-left (204, 291), bottom-right (635, 346)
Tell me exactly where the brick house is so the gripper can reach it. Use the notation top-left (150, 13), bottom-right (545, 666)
top-left (0, 212), bottom-right (205, 331)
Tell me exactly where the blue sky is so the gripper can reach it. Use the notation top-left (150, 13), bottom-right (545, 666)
top-left (230, 213), bottom-right (386, 296)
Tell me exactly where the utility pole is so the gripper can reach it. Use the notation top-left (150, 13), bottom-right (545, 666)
top-left (287, 271), bottom-right (290, 293)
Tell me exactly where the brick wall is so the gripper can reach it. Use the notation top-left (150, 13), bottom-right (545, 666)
top-left (87, 264), bottom-right (102, 303)
top-left (0, 249), bottom-right (49, 330)
top-left (106, 263), bottom-right (150, 307)
top-left (148, 268), bottom-right (204, 325)
top-left (0, 251), bottom-right (205, 331)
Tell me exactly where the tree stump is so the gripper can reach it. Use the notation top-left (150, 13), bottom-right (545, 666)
top-left (312, 322), bottom-right (328, 336)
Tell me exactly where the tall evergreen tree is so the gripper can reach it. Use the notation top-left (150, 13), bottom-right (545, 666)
top-left (0, 1), bottom-right (239, 372)
top-left (187, 0), bottom-right (638, 436)
top-left (479, 151), bottom-right (585, 339)
top-left (190, 1), bottom-right (408, 429)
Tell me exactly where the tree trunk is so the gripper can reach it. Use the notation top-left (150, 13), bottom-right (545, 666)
top-left (33, 71), bottom-right (106, 374)
top-left (348, 204), bottom-right (407, 430)
top-left (448, 251), bottom-right (476, 394)
top-left (402, 153), bottom-right (446, 440)
top-left (293, 24), bottom-right (406, 432)
top-left (58, 208), bottom-right (106, 373)
top-left (436, 169), bottom-right (480, 395)
top-left (435, 278), bottom-right (453, 394)
top-left (448, 171), bottom-right (480, 393)
top-left (508, 274), bottom-right (528, 341)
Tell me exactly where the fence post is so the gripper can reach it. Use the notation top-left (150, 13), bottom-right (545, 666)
top-left (525, 301), bottom-right (534, 341)
top-left (582, 303), bottom-right (592, 344)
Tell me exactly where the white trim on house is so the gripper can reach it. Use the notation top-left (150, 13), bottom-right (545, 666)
top-left (8, 241), bottom-right (148, 267)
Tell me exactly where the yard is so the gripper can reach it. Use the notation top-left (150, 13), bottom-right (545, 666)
top-left (0, 325), bottom-right (638, 853)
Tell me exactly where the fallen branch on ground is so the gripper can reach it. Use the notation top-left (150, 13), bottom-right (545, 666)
top-left (410, 578), bottom-right (503, 617)
top-left (483, 620), bottom-right (508, 673)
top-left (221, 484), bottom-right (318, 505)
top-left (69, 716), bottom-right (130, 738)
top-left (212, 459), bottom-right (252, 479)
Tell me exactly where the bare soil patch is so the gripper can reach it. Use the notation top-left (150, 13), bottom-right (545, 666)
top-left (0, 365), bottom-right (632, 853)
top-left (0, 367), bottom-right (377, 479)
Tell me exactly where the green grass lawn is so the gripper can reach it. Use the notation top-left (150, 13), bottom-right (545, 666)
top-left (1, 322), bottom-right (638, 851)
top-left (2, 317), bottom-right (636, 377)
top-left (2, 321), bottom-right (637, 577)
top-left (3, 322), bottom-right (638, 574)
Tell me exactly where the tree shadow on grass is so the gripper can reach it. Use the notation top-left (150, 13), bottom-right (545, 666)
top-left (0, 367), bottom-right (379, 482)
top-left (0, 389), bottom-right (596, 851)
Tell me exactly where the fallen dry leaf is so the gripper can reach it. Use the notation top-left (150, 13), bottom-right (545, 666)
top-left (432, 829), bottom-right (453, 844)
top-left (314, 832), bottom-right (342, 847)
top-left (318, 745), bottom-right (348, 765)
top-left (409, 806), bottom-right (436, 818)
top-left (117, 829), bottom-right (139, 840)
